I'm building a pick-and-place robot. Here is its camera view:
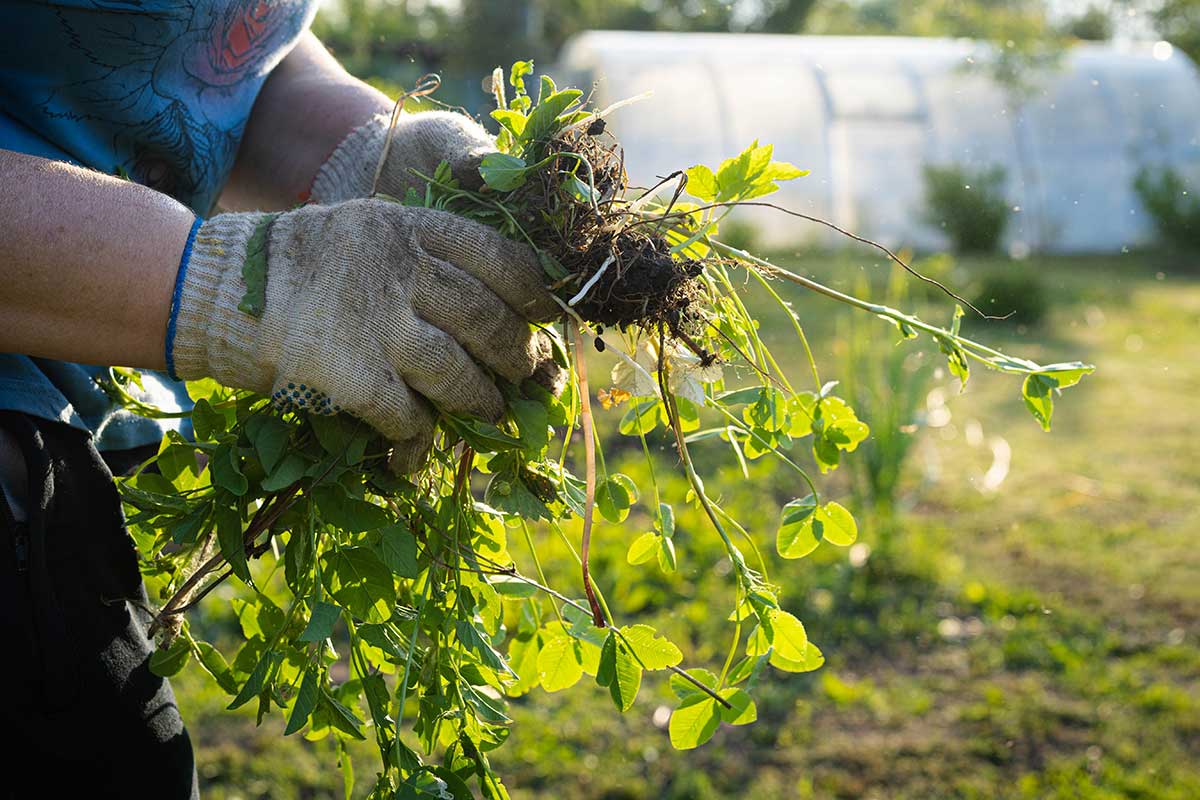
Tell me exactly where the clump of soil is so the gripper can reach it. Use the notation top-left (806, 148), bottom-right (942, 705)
top-left (565, 229), bottom-right (704, 332)
top-left (505, 126), bottom-right (707, 342)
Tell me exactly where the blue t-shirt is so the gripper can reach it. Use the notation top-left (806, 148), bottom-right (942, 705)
top-left (0, 0), bottom-right (317, 450)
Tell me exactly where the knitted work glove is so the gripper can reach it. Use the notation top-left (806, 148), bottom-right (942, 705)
top-left (310, 110), bottom-right (495, 203)
top-left (170, 200), bottom-right (563, 472)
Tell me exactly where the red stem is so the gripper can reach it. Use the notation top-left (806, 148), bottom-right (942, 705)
top-left (571, 321), bottom-right (606, 628)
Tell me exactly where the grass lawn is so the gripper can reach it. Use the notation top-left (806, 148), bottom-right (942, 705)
top-left (174, 249), bottom-right (1199, 799)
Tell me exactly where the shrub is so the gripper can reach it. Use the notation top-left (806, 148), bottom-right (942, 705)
top-left (971, 272), bottom-right (1049, 328)
top-left (923, 163), bottom-right (1011, 253)
top-left (1134, 166), bottom-right (1200, 250)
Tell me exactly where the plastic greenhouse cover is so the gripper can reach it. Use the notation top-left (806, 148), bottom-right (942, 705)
top-left (557, 32), bottom-right (1200, 253)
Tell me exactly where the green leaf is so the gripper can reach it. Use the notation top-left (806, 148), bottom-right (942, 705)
top-left (120, 482), bottom-right (191, 515)
top-left (769, 641), bottom-right (825, 673)
top-left (443, 415), bottom-right (524, 452)
top-left (767, 609), bottom-right (808, 662)
top-left (537, 634), bottom-right (584, 692)
top-left (787, 392), bottom-right (818, 438)
top-left (597, 473), bottom-right (638, 523)
top-left (717, 386), bottom-right (767, 406)
top-left (657, 503), bottom-right (676, 538)
top-left (284, 667), bottom-right (320, 735)
top-left (312, 486), bottom-right (391, 532)
top-left (261, 452), bottom-right (307, 492)
top-left (562, 175), bottom-right (598, 205)
top-left (620, 624), bottom-right (683, 670)
top-left (479, 153), bottom-right (529, 191)
top-left (1022, 373), bottom-right (1057, 431)
top-left (509, 60), bottom-right (533, 92)
top-left (484, 464), bottom-right (553, 521)
top-left (537, 73), bottom-right (557, 104)
top-left (156, 436), bottom-right (202, 488)
top-left (507, 633), bottom-right (542, 695)
top-left (818, 502), bottom-right (858, 547)
top-left (361, 670), bottom-right (392, 729)
top-left (491, 109), bottom-right (528, 139)
top-left (743, 387), bottom-right (788, 432)
top-left (149, 636), bottom-right (191, 677)
top-left (461, 682), bottom-right (510, 724)
top-left (520, 88), bottom-right (583, 147)
top-left (284, 525), bottom-right (314, 596)
top-left (537, 250), bottom-right (569, 281)
top-left (456, 620), bottom-right (517, 678)
top-left (377, 521), bottom-right (419, 578)
top-left (669, 694), bottom-right (722, 750)
top-left (190, 398), bottom-right (226, 441)
top-left (321, 689), bottom-right (366, 740)
top-left (718, 688), bottom-right (757, 725)
top-left (247, 414), bottom-right (290, 474)
top-left (309, 414), bottom-right (370, 464)
top-left (1035, 362), bottom-right (1094, 388)
top-left (195, 641), bottom-right (239, 694)
top-left (490, 574), bottom-right (539, 598)
top-left (595, 632), bottom-right (617, 687)
top-left (509, 398), bottom-right (551, 454)
top-left (715, 144), bottom-right (757, 202)
top-left (826, 417), bottom-right (870, 451)
top-left (937, 335), bottom-right (970, 388)
top-left (211, 444), bottom-right (248, 496)
top-left (669, 668), bottom-right (719, 700)
top-left (233, 596), bottom-right (283, 639)
top-left (298, 601), bottom-right (341, 643)
top-left (321, 547), bottom-right (396, 622)
top-left (215, 503), bottom-right (251, 584)
top-left (626, 532), bottom-right (659, 565)
top-left (725, 654), bottom-right (768, 687)
top-left (618, 400), bottom-right (665, 436)
top-left (777, 495), bottom-right (819, 559)
top-left (237, 213), bottom-right (277, 317)
top-left (685, 164), bottom-right (718, 202)
top-left (657, 536), bottom-right (678, 573)
top-left (762, 160), bottom-right (810, 181)
top-left (607, 633), bottom-right (642, 712)
top-left (228, 649), bottom-right (280, 710)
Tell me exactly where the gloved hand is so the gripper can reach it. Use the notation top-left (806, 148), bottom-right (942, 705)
top-left (310, 110), bottom-right (496, 203)
top-left (170, 200), bottom-right (563, 472)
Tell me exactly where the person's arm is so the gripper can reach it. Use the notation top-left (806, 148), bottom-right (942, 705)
top-left (221, 31), bottom-right (496, 211)
top-left (1, 148), bottom-right (562, 472)
top-left (219, 32), bottom-right (390, 211)
top-left (0, 149), bottom-right (193, 369)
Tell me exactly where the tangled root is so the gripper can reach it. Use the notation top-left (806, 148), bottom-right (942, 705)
top-left (506, 127), bottom-right (707, 340)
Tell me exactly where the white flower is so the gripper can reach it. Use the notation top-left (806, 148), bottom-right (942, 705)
top-left (608, 338), bottom-right (722, 406)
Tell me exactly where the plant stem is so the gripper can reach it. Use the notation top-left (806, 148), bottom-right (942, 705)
top-left (712, 240), bottom-right (1061, 375)
top-left (394, 567), bottom-right (433, 770)
top-left (570, 320), bottom-right (607, 628)
top-left (149, 484), bottom-right (302, 637)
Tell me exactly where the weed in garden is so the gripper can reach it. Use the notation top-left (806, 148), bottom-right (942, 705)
top-left (105, 63), bottom-right (1095, 797)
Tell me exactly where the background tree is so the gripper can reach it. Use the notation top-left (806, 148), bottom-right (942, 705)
top-left (315, 0), bottom-right (818, 95)
top-left (1149, 0), bottom-right (1200, 61)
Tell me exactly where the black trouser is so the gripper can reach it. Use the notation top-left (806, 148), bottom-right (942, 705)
top-left (0, 413), bottom-right (198, 799)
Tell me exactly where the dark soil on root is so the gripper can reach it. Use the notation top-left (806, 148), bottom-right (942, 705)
top-left (512, 127), bottom-right (708, 337)
top-left (565, 230), bottom-right (704, 334)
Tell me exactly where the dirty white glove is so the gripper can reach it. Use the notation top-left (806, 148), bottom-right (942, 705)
top-left (311, 111), bottom-right (495, 203)
top-left (169, 200), bottom-right (562, 472)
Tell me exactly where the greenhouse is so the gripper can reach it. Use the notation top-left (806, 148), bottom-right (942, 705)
top-left (558, 31), bottom-right (1200, 253)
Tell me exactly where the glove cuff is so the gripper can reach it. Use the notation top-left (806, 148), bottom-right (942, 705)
top-left (309, 114), bottom-right (389, 204)
top-left (171, 212), bottom-right (272, 388)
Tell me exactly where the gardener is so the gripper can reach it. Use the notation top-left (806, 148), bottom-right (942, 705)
top-left (0, 5), bottom-right (558, 795)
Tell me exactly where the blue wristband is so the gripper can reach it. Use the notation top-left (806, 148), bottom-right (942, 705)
top-left (165, 216), bottom-right (204, 380)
